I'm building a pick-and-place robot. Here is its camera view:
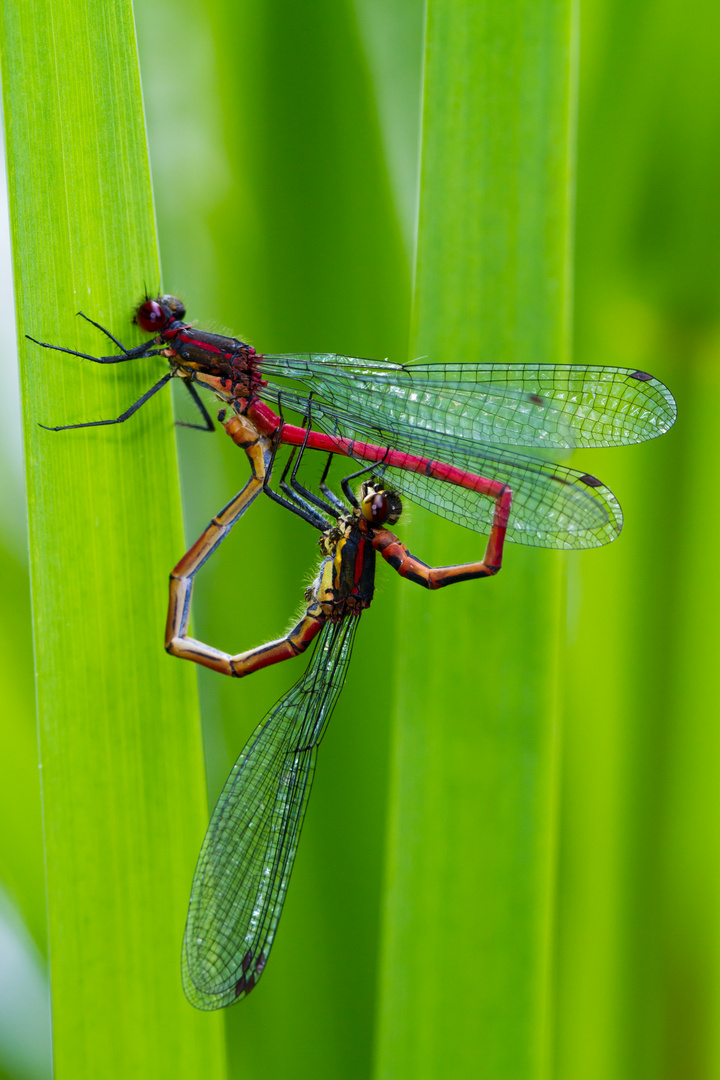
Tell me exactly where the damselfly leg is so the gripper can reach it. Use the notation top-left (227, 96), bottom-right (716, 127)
top-left (260, 398), bottom-right (332, 530)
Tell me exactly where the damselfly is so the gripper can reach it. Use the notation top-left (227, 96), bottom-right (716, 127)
top-left (181, 443), bottom-right (508, 1008)
top-left (30, 295), bottom-right (676, 549)
top-left (164, 406), bottom-right (511, 673)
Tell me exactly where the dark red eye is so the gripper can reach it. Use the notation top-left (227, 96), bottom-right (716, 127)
top-left (135, 300), bottom-right (167, 333)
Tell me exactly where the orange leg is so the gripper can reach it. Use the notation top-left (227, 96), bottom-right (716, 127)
top-left (166, 413), bottom-right (322, 676)
top-left (372, 484), bottom-right (512, 589)
top-left (169, 607), bottom-right (325, 678)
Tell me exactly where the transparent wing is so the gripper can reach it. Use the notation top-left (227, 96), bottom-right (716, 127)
top-left (260, 355), bottom-right (676, 450)
top-left (260, 380), bottom-right (623, 548)
top-left (183, 617), bottom-right (359, 1010)
top-left (380, 436), bottom-right (623, 549)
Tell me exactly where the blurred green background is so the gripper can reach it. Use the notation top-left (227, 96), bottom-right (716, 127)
top-left (1, 0), bottom-right (718, 1077)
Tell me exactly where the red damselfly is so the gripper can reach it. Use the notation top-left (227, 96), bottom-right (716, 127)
top-left (181, 441), bottom-right (508, 1009)
top-left (30, 295), bottom-right (676, 549)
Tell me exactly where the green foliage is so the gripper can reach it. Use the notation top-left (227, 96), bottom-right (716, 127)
top-left (0, 1), bottom-right (224, 1076)
top-left (3, 0), bottom-right (717, 1078)
top-left (135, 0), bottom-right (410, 1073)
top-left (556, 1), bottom-right (720, 1078)
top-left (140, 0), bottom-right (573, 1076)
top-left (374, 2), bottom-right (574, 1077)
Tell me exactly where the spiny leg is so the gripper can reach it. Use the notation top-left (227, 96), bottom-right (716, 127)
top-left (262, 418), bottom-right (329, 530)
top-left (39, 371), bottom-right (173, 432)
top-left (176, 379), bottom-right (215, 432)
top-left (286, 399), bottom-right (342, 518)
top-left (318, 454), bottom-right (347, 515)
top-left (278, 448), bottom-right (333, 528)
top-left (26, 332), bottom-right (161, 364)
top-left (76, 310), bottom-right (135, 354)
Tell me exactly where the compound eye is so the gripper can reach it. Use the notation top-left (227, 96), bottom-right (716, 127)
top-left (160, 294), bottom-right (186, 321)
top-left (135, 299), bottom-right (167, 333)
top-left (361, 491), bottom-right (389, 524)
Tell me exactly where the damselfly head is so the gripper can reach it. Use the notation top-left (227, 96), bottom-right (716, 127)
top-left (134, 294), bottom-right (187, 333)
top-left (359, 482), bottom-right (402, 527)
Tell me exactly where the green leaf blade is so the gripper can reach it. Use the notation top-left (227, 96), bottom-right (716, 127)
top-left (0, 1), bottom-right (226, 1075)
top-left (374, 2), bottom-right (576, 1077)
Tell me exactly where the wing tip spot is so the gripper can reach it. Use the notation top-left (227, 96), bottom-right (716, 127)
top-left (578, 473), bottom-right (603, 488)
top-left (235, 974), bottom-right (255, 997)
